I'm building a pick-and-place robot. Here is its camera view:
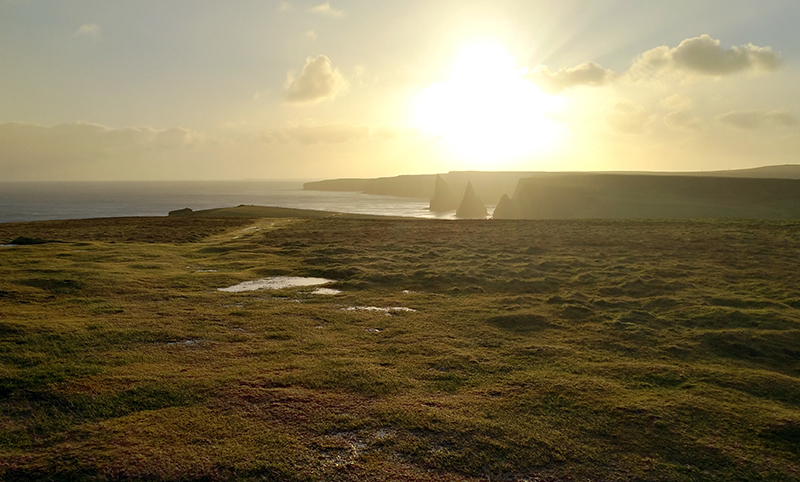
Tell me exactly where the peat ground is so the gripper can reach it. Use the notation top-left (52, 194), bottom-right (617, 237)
top-left (1, 216), bottom-right (799, 481)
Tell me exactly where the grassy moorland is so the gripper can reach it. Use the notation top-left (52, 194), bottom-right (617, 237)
top-left (1, 216), bottom-right (799, 481)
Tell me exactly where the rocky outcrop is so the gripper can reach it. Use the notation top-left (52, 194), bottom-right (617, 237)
top-left (456, 182), bottom-right (488, 219)
top-left (491, 194), bottom-right (521, 219)
top-left (429, 175), bottom-right (459, 212)
top-left (168, 208), bottom-right (194, 217)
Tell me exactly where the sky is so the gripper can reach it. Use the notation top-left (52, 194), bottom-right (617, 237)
top-left (2, 0), bottom-right (800, 181)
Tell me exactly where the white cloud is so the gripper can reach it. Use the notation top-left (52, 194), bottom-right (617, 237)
top-left (304, 30), bottom-right (317, 41)
top-left (284, 55), bottom-right (348, 104)
top-left (307, 2), bottom-right (345, 18)
top-left (631, 34), bottom-right (781, 78)
top-left (527, 62), bottom-right (614, 93)
top-left (715, 110), bottom-right (799, 129)
top-left (74, 23), bottom-right (102, 41)
top-left (606, 99), bottom-right (651, 134)
top-left (278, 1), bottom-right (291, 11)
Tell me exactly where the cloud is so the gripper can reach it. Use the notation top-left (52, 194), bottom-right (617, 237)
top-left (664, 110), bottom-right (703, 130)
top-left (260, 122), bottom-right (377, 145)
top-left (284, 55), bottom-right (348, 104)
top-left (606, 99), bottom-right (651, 134)
top-left (307, 2), bottom-right (345, 18)
top-left (631, 34), bottom-right (781, 78)
top-left (661, 94), bottom-right (694, 111)
top-left (0, 122), bottom-right (204, 181)
top-left (278, 1), bottom-right (291, 11)
top-left (527, 61), bottom-right (614, 93)
top-left (74, 23), bottom-right (102, 41)
top-left (304, 30), bottom-right (317, 41)
top-left (764, 110), bottom-right (800, 127)
top-left (715, 110), bottom-right (799, 129)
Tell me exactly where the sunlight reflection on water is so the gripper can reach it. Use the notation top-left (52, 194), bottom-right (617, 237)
top-left (218, 276), bottom-right (335, 293)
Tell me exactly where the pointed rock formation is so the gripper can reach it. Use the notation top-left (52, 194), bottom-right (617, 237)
top-left (456, 182), bottom-right (488, 218)
top-left (429, 174), bottom-right (459, 212)
top-left (492, 194), bottom-right (521, 219)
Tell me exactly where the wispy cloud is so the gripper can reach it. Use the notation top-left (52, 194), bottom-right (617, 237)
top-left (74, 23), bottom-right (102, 41)
top-left (606, 99), bottom-right (651, 134)
top-left (526, 62), bottom-right (614, 93)
top-left (715, 110), bottom-right (798, 129)
top-left (307, 2), bottom-right (345, 18)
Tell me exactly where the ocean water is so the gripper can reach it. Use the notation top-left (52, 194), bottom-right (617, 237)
top-left (0, 181), bottom-right (467, 223)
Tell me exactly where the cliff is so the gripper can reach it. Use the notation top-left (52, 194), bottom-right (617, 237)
top-left (493, 174), bottom-right (800, 219)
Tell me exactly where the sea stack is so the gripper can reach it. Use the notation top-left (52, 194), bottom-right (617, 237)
top-left (456, 182), bottom-right (488, 218)
top-left (492, 194), bottom-right (521, 219)
top-left (429, 174), bottom-right (459, 212)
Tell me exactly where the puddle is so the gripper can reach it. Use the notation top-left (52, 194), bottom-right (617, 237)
top-left (312, 287), bottom-right (342, 295)
top-left (365, 328), bottom-right (383, 333)
top-left (218, 276), bottom-right (336, 293)
top-left (197, 269), bottom-right (218, 272)
top-left (167, 339), bottom-right (202, 347)
top-left (0, 244), bottom-right (19, 248)
top-left (342, 306), bottom-right (416, 314)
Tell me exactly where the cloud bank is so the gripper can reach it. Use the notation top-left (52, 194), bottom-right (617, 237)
top-left (262, 122), bottom-right (369, 144)
top-left (0, 122), bottom-right (203, 180)
top-left (284, 55), bottom-right (348, 104)
top-left (715, 110), bottom-right (799, 129)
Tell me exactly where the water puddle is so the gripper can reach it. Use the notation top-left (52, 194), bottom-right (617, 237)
top-left (312, 287), bottom-right (342, 295)
top-left (167, 339), bottom-right (202, 347)
top-left (0, 244), bottom-right (19, 248)
top-left (218, 276), bottom-right (336, 293)
top-left (342, 306), bottom-right (416, 314)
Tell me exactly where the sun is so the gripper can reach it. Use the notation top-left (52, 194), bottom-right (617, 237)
top-left (413, 41), bottom-right (563, 169)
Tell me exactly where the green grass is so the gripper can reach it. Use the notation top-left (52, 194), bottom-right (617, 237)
top-left (1, 216), bottom-right (800, 481)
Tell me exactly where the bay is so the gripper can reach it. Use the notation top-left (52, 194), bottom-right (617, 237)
top-left (0, 181), bottom-right (467, 223)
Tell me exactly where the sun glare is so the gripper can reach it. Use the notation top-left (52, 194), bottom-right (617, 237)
top-left (414, 41), bottom-right (563, 168)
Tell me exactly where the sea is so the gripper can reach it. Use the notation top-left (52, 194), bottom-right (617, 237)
top-left (0, 181), bottom-right (469, 224)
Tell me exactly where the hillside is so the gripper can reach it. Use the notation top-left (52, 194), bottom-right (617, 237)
top-left (1, 216), bottom-right (799, 481)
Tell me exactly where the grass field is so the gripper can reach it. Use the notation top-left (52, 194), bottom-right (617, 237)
top-left (1, 216), bottom-right (799, 481)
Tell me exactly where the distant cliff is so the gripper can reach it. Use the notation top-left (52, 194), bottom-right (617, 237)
top-left (304, 171), bottom-right (534, 206)
top-left (304, 164), bottom-right (800, 209)
top-left (492, 174), bottom-right (800, 219)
